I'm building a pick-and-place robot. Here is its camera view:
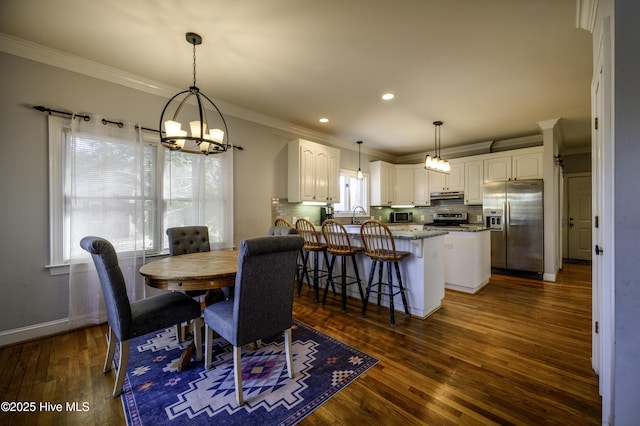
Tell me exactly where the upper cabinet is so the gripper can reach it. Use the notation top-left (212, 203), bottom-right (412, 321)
top-left (484, 147), bottom-right (543, 182)
top-left (413, 166), bottom-right (430, 206)
top-left (394, 165), bottom-right (415, 205)
top-left (464, 159), bottom-right (484, 205)
top-left (288, 139), bottom-right (341, 203)
top-left (428, 160), bottom-right (464, 192)
top-left (370, 161), bottom-right (396, 206)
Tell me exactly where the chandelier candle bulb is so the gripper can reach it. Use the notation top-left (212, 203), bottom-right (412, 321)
top-left (190, 121), bottom-right (207, 138)
top-left (210, 128), bottom-right (224, 143)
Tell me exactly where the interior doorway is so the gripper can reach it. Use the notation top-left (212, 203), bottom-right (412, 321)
top-left (566, 175), bottom-right (592, 262)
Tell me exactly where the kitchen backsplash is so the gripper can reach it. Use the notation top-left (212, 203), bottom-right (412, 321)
top-left (272, 198), bottom-right (484, 226)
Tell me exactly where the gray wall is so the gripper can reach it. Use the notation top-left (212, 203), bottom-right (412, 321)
top-left (0, 51), bottom-right (384, 334)
top-left (614, 0), bottom-right (640, 422)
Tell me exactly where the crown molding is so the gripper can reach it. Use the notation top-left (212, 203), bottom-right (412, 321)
top-left (0, 32), bottom-right (394, 160)
top-left (576, 0), bottom-right (598, 33)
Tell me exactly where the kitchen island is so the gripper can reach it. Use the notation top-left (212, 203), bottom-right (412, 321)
top-left (317, 225), bottom-right (448, 319)
top-left (424, 225), bottom-right (491, 294)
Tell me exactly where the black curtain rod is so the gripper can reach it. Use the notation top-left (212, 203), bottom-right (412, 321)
top-left (32, 105), bottom-right (243, 150)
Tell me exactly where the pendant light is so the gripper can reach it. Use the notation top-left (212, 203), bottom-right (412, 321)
top-left (159, 32), bottom-right (230, 155)
top-left (357, 140), bottom-right (364, 180)
top-left (424, 120), bottom-right (450, 173)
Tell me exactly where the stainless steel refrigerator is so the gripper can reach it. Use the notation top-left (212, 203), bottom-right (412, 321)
top-left (483, 180), bottom-right (543, 273)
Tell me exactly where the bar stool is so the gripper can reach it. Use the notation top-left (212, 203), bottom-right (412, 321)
top-left (359, 219), bottom-right (411, 327)
top-left (321, 220), bottom-right (364, 312)
top-left (274, 218), bottom-right (293, 228)
top-left (295, 218), bottom-right (330, 302)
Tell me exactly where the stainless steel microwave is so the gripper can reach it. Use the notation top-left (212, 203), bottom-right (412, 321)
top-left (390, 212), bottom-right (413, 223)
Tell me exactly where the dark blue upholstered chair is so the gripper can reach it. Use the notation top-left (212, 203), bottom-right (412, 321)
top-left (267, 225), bottom-right (298, 236)
top-left (80, 236), bottom-right (203, 397)
top-left (166, 226), bottom-right (211, 298)
top-left (203, 235), bottom-right (304, 406)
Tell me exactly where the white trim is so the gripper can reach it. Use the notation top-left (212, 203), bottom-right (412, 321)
top-left (576, 0), bottom-right (599, 33)
top-left (0, 318), bottom-right (70, 347)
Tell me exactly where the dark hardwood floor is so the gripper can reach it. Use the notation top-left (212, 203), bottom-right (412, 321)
top-left (0, 264), bottom-right (601, 425)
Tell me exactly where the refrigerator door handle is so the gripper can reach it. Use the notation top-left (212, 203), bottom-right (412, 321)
top-left (506, 201), bottom-right (510, 241)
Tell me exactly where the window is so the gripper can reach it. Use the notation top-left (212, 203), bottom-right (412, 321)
top-left (333, 169), bottom-right (369, 217)
top-left (48, 115), bottom-right (233, 266)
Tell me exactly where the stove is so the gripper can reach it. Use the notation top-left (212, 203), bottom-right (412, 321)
top-left (431, 212), bottom-right (468, 227)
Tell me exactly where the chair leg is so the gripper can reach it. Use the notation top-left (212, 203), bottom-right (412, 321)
top-left (193, 318), bottom-right (203, 362)
top-left (233, 346), bottom-right (244, 406)
top-left (298, 250), bottom-right (311, 296)
top-left (377, 260), bottom-right (384, 306)
top-left (113, 339), bottom-right (129, 397)
top-left (204, 324), bottom-right (214, 370)
top-left (394, 261), bottom-right (411, 316)
top-left (362, 259), bottom-right (377, 318)
top-left (313, 251), bottom-right (320, 302)
top-left (322, 250), bottom-right (335, 295)
top-left (323, 255), bottom-right (336, 304)
top-left (284, 328), bottom-right (294, 379)
top-left (341, 255), bottom-right (348, 312)
top-left (351, 254), bottom-right (365, 301)
top-left (387, 262), bottom-right (396, 327)
top-left (104, 327), bottom-right (117, 373)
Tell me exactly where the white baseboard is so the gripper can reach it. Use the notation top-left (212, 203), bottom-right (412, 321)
top-left (543, 272), bottom-right (557, 282)
top-left (0, 318), bottom-right (70, 347)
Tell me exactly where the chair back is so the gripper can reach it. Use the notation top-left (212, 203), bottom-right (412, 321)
top-left (321, 220), bottom-right (353, 255)
top-left (274, 218), bottom-right (293, 228)
top-left (166, 226), bottom-right (210, 255)
top-left (80, 236), bottom-right (132, 340)
top-left (360, 220), bottom-right (399, 258)
top-left (295, 218), bottom-right (324, 249)
top-left (232, 235), bottom-right (304, 346)
top-left (267, 226), bottom-right (298, 236)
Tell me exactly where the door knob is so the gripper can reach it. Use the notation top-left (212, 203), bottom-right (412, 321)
top-left (595, 245), bottom-right (604, 255)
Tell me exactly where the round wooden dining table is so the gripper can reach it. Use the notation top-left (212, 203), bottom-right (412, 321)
top-left (139, 249), bottom-right (239, 291)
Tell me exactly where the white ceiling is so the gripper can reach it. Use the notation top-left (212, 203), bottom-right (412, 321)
top-left (0, 0), bottom-right (593, 157)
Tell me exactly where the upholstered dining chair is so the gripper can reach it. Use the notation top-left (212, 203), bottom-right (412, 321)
top-left (203, 235), bottom-right (304, 406)
top-left (267, 225), bottom-right (298, 236)
top-left (80, 236), bottom-right (202, 397)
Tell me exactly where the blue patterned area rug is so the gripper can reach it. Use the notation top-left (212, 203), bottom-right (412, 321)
top-left (117, 320), bottom-right (378, 425)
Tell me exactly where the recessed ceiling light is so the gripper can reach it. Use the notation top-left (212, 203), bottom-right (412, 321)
top-left (319, 117), bottom-right (329, 123)
top-left (381, 93), bottom-right (395, 100)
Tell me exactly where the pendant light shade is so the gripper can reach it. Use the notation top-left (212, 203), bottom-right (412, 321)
top-left (357, 140), bottom-right (363, 180)
top-left (424, 120), bottom-right (449, 174)
top-left (159, 32), bottom-right (230, 155)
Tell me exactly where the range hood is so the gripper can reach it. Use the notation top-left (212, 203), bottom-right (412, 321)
top-left (430, 191), bottom-right (464, 200)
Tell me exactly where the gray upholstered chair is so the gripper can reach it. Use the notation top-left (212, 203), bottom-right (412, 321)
top-left (80, 236), bottom-right (202, 397)
top-left (203, 235), bottom-right (304, 406)
top-left (166, 226), bottom-right (211, 299)
top-left (267, 225), bottom-right (298, 236)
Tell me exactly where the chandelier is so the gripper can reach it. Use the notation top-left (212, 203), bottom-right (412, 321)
top-left (159, 32), bottom-right (230, 155)
top-left (424, 120), bottom-right (450, 173)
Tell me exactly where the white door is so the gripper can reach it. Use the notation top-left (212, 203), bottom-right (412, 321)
top-left (567, 176), bottom-right (592, 260)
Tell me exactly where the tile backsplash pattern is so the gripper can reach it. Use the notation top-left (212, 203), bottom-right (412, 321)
top-left (272, 198), bottom-right (484, 226)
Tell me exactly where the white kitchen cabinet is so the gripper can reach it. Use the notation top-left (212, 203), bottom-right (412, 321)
top-left (484, 147), bottom-right (543, 182)
top-left (413, 166), bottom-right (430, 206)
top-left (428, 160), bottom-right (464, 192)
top-left (484, 155), bottom-right (512, 183)
top-left (512, 151), bottom-right (543, 180)
top-left (395, 165), bottom-right (415, 205)
top-left (288, 139), bottom-right (341, 203)
top-left (464, 159), bottom-right (484, 205)
top-left (370, 161), bottom-right (396, 206)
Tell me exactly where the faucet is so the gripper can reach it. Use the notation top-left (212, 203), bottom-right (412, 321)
top-left (351, 206), bottom-right (366, 225)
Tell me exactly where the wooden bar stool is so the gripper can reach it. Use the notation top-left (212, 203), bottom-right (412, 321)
top-left (274, 218), bottom-right (293, 228)
top-left (359, 219), bottom-right (411, 327)
top-left (295, 218), bottom-right (330, 302)
top-left (321, 220), bottom-right (364, 312)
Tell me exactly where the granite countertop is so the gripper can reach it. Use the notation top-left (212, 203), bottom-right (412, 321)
top-left (423, 224), bottom-right (490, 233)
top-left (315, 225), bottom-right (448, 240)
